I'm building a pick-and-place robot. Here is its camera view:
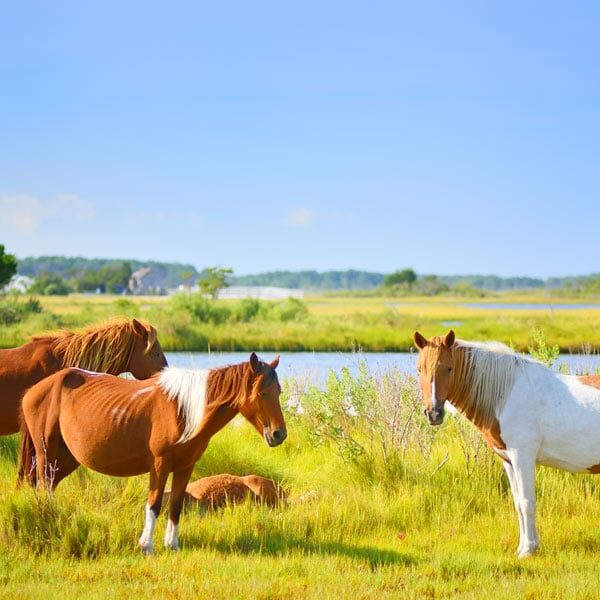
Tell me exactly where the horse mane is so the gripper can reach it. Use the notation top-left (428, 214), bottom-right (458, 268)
top-left (450, 340), bottom-right (540, 428)
top-left (33, 318), bottom-right (156, 373)
top-left (158, 362), bottom-right (278, 444)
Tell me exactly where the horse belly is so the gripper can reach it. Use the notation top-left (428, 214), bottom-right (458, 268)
top-left (59, 399), bottom-right (152, 477)
top-left (537, 401), bottom-right (600, 473)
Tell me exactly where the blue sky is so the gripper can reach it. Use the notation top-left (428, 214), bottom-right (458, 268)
top-left (1, 2), bottom-right (599, 277)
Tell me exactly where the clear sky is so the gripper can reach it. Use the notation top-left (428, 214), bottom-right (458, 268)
top-left (1, 2), bottom-right (599, 277)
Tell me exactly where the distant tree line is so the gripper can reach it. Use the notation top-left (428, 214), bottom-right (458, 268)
top-left (17, 256), bottom-right (201, 294)
top-left (9, 254), bottom-right (600, 295)
top-left (231, 270), bottom-right (385, 290)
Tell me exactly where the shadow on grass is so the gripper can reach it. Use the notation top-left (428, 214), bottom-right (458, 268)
top-left (183, 530), bottom-right (415, 569)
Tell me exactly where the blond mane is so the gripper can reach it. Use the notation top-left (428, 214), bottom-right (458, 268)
top-left (34, 318), bottom-right (156, 374)
top-left (450, 340), bottom-right (539, 428)
top-left (158, 362), bottom-right (277, 444)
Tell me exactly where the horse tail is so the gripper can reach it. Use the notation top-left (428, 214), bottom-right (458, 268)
top-left (17, 368), bottom-right (87, 488)
top-left (17, 408), bottom-right (37, 487)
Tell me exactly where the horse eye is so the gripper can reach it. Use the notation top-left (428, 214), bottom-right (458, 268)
top-left (448, 367), bottom-right (452, 372)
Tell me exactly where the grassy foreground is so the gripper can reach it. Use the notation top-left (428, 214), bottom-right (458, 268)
top-left (2, 366), bottom-right (600, 598)
top-left (2, 292), bottom-right (600, 352)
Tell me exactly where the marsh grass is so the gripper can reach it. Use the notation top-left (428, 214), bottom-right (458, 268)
top-left (3, 365), bottom-right (600, 597)
top-left (2, 294), bottom-right (600, 353)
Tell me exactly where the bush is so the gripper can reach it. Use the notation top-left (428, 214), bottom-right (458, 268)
top-left (29, 273), bottom-right (71, 296)
top-left (259, 298), bottom-right (309, 322)
top-left (287, 362), bottom-right (437, 478)
top-left (528, 327), bottom-right (560, 367)
top-left (171, 294), bottom-right (309, 325)
top-left (170, 293), bottom-right (232, 324)
top-left (232, 298), bottom-right (262, 322)
top-left (0, 297), bottom-right (43, 325)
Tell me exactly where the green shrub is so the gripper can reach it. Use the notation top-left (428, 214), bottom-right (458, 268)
top-left (232, 298), bottom-right (262, 322)
top-left (259, 298), bottom-right (309, 322)
top-left (0, 297), bottom-right (43, 325)
top-left (528, 327), bottom-right (560, 366)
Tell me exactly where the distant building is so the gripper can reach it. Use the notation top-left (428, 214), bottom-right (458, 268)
top-left (217, 286), bottom-right (304, 300)
top-left (129, 268), bottom-right (166, 295)
top-left (2, 274), bottom-right (34, 294)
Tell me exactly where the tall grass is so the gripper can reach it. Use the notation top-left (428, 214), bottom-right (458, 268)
top-left (3, 363), bottom-right (600, 597)
top-left (3, 293), bottom-right (600, 352)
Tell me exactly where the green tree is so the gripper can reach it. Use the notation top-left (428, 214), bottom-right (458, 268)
top-left (0, 244), bottom-right (17, 289)
top-left (383, 268), bottom-right (417, 287)
top-left (198, 267), bottom-right (233, 299)
top-left (103, 261), bottom-right (132, 293)
top-left (29, 272), bottom-right (71, 295)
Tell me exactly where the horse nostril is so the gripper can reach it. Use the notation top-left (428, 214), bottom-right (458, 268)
top-left (272, 429), bottom-right (286, 443)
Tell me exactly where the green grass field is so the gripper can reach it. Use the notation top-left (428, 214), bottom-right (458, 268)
top-left (2, 366), bottom-right (600, 598)
top-left (2, 292), bottom-right (600, 352)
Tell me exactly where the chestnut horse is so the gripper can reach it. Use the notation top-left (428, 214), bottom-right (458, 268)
top-left (10, 318), bottom-right (167, 485)
top-left (2, 317), bottom-right (167, 437)
top-left (414, 329), bottom-right (600, 558)
top-left (20, 352), bottom-right (286, 554)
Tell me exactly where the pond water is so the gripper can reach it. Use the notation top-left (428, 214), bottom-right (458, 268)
top-left (166, 350), bottom-right (600, 382)
top-left (462, 303), bottom-right (600, 311)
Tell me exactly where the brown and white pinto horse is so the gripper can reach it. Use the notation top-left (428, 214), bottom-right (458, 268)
top-left (1, 317), bottom-right (166, 437)
top-left (20, 353), bottom-right (286, 554)
top-left (414, 329), bottom-right (600, 558)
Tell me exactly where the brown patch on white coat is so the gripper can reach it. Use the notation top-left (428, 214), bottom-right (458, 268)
top-left (578, 376), bottom-right (600, 472)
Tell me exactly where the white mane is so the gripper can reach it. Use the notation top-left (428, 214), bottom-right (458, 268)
top-left (158, 367), bottom-right (209, 443)
top-left (453, 340), bottom-right (541, 426)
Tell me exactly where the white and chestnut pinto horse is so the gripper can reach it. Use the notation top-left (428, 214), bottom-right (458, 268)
top-left (414, 329), bottom-right (600, 558)
top-left (20, 352), bottom-right (286, 554)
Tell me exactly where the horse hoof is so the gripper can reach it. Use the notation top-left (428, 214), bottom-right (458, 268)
top-left (517, 546), bottom-right (538, 559)
top-left (139, 542), bottom-right (154, 555)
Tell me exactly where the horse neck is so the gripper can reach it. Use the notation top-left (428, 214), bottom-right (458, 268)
top-left (51, 330), bottom-right (135, 374)
top-left (195, 402), bottom-right (239, 441)
top-left (206, 363), bottom-right (254, 411)
top-left (447, 344), bottom-right (510, 430)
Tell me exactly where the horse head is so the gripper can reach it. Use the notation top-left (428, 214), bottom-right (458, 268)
top-left (239, 352), bottom-right (287, 447)
top-left (128, 319), bottom-right (168, 379)
top-left (413, 329), bottom-right (456, 425)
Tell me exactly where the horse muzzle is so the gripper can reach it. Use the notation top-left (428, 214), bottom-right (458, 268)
top-left (425, 406), bottom-right (445, 426)
top-left (264, 428), bottom-right (287, 447)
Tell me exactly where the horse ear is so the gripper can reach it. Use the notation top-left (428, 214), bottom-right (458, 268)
top-left (443, 330), bottom-right (456, 348)
top-left (132, 319), bottom-right (148, 337)
top-left (270, 355), bottom-right (280, 370)
top-left (249, 352), bottom-right (261, 373)
top-left (413, 331), bottom-right (428, 350)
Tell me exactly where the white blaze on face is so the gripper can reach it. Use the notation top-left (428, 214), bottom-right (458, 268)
top-left (431, 379), bottom-right (437, 406)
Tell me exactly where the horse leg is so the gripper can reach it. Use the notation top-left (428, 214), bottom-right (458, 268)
top-left (164, 465), bottom-right (195, 551)
top-left (502, 461), bottom-right (526, 555)
top-left (138, 457), bottom-right (170, 555)
top-left (509, 450), bottom-right (539, 558)
top-left (50, 441), bottom-right (81, 490)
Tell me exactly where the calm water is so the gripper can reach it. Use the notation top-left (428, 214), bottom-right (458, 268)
top-left (166, 351), bottom-right (600, 382)
top-left (462, 303), bottom-right (600, 310)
